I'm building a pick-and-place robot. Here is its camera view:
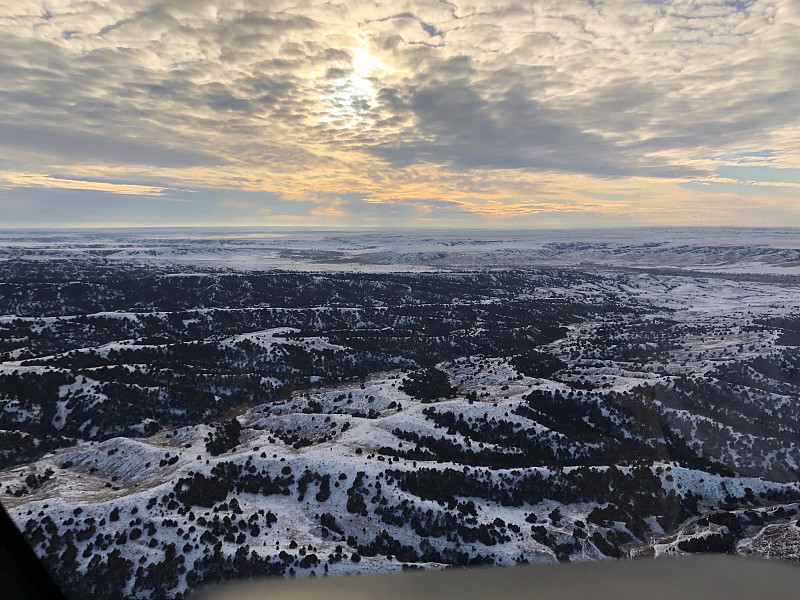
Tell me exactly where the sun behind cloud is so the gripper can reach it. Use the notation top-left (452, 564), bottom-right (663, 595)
top-left (318, 40), bottom-right (392, 128)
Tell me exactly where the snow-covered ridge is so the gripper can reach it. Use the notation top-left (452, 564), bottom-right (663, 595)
top-left (1, 231), bottom-right (800, 599)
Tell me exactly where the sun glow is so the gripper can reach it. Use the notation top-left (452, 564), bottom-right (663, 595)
top-left (320, 45), bottom-right (392, 128)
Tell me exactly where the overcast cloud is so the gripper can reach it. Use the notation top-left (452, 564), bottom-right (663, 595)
top-left (0, 0), bottom-right (798, 226)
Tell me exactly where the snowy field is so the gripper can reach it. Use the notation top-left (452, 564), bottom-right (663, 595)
top-left (3, 227), bottom-right (800, 274)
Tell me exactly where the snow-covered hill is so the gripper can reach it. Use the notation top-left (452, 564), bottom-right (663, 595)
top-left (2, 229), bottom-right (800, 599)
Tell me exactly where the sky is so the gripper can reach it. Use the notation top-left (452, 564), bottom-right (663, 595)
top-left (0, 0), bottom-right (799, 228)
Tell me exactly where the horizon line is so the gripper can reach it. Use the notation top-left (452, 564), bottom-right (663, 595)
top-left (3, 224), bottom-right (800, 232)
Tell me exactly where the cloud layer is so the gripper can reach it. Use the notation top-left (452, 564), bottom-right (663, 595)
top-left (0, 0), bottom-right (798, 226)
